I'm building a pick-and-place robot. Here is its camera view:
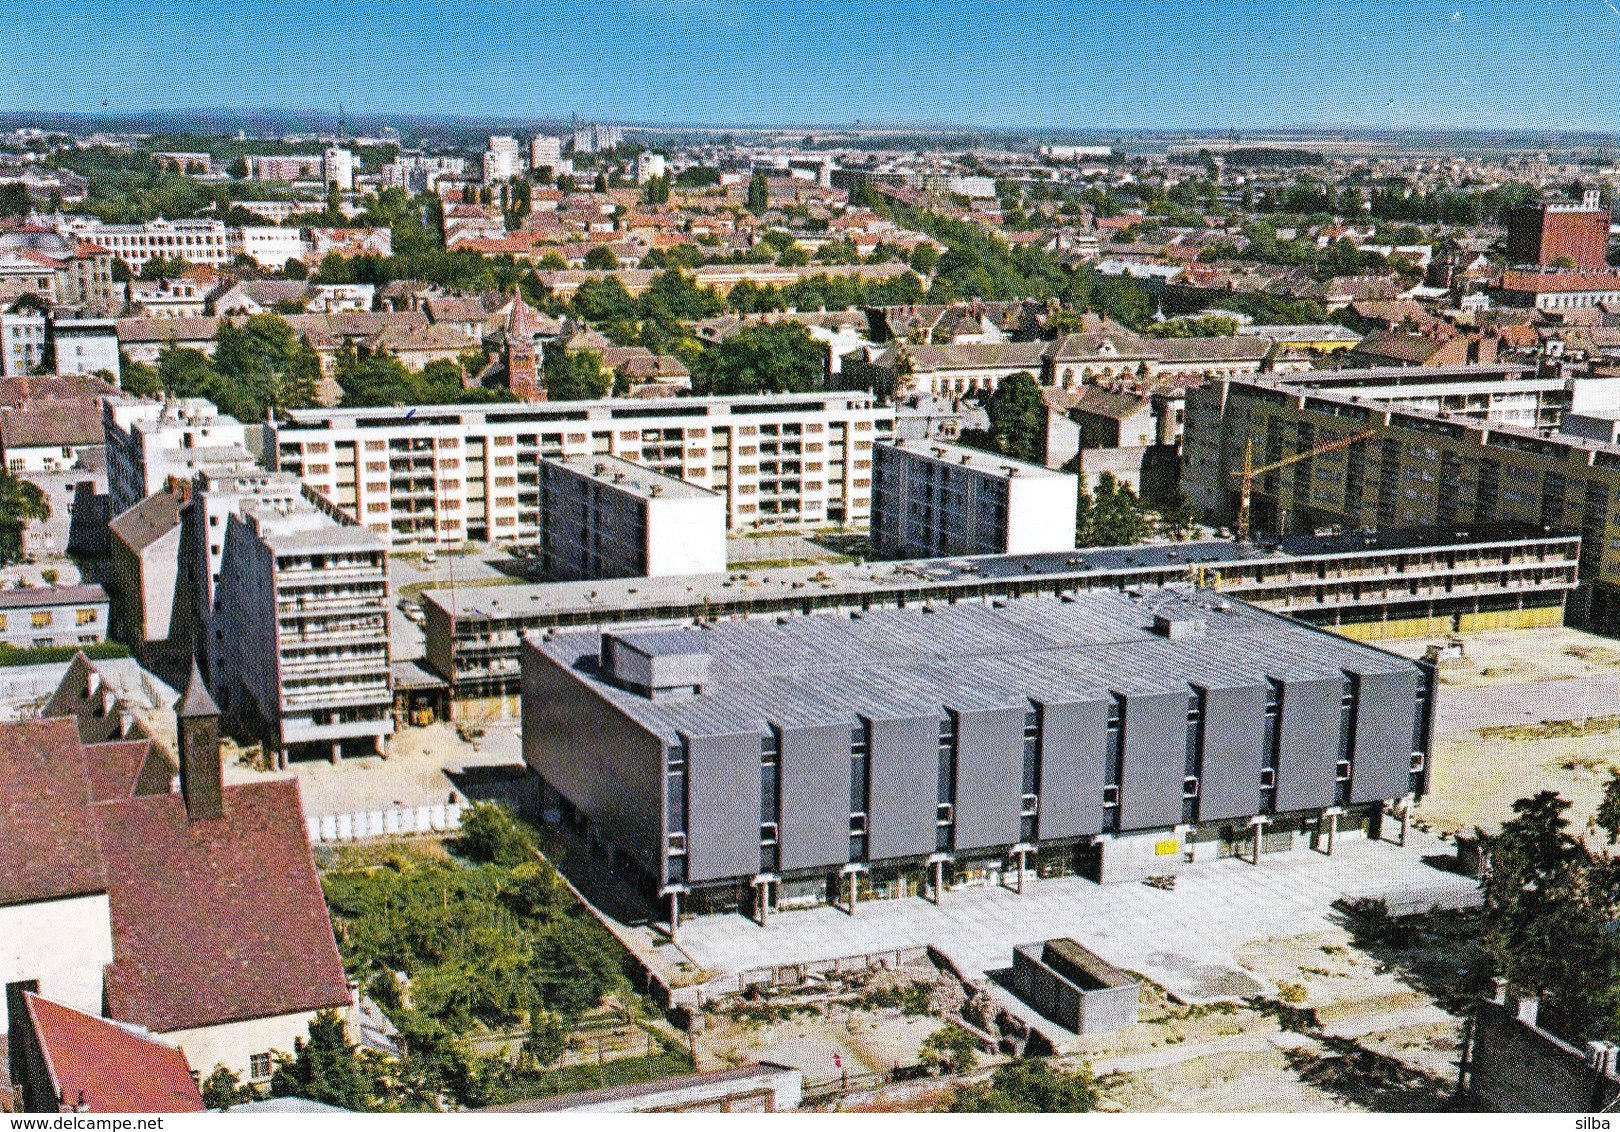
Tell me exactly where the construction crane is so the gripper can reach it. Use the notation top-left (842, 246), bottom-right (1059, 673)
top-left (1232, 429), bottom-right (1376, 542)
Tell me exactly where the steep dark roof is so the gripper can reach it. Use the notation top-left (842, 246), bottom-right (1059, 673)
top-left (176, 658), bottom-right (218, 720)
top-left (96, 780), bottom-right (351, 1033)
top-left (0, 717), bottom-right (106, 907)
top-left (23, 993), bottom-right (205, 1113)
top-left (0, 397), bottom-right (104, 451)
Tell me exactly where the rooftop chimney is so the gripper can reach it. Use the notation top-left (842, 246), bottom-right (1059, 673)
top-left (176, 658), bottom-right (223, 821)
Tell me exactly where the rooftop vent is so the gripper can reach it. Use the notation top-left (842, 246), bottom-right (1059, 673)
top-left (1153, 613), bottom-right (1205, 641)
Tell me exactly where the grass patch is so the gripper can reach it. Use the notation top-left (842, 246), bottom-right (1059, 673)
top-left (1477, 715), bottom-right (1620, 741)
top-left (488, 1044), bottom-right (694, 1105)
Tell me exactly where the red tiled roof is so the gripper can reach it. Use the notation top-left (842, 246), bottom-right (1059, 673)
top-left (1499, 270), bottom-right (1620, 294)
top-left (84, 741), bottom-right (163, 804)
top-left (24, 993), bottom-right (205, 1113)
top-left (0, 717), bottom-right (105, 907)
top-left (97, 780), bottom-right (351, 1033)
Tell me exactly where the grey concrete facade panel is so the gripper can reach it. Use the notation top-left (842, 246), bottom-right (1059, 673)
top-left (867, 714), bottom-right (939, 860)
top-left (521, 645), bottom-right (663, 873)
top-left (1350, 669), bottom-right (1419, 803)
top-left (1276, 676), bottom-right (1343, 812)
top-left (1197, 683), bottom-right (1267, 822)
top-left (686, 730), bottom-right (766, 882)
top-left (951, 705), bottom-right (1024, 851)
top-left (1119, 691), bottom-right (1189, 830)
top-left (777, 722), bottom-right (852, 872)
top-left (1031, 698), bottom-right (1109, 839)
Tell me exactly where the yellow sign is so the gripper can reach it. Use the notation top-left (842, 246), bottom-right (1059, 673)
top-left (1155, 839), bottom-right (1181, 856)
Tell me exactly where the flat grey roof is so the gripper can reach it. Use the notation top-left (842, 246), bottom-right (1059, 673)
top-left (533, 585), bottom-right (1418, 744)
top-left (546, 454), bottom-right (717, 500)
top-left (879, 438), bottom-right (1069, 479)
top-left (425, 523), bottom-right (1566, 625)
top-left (0, 583), bottom-right (107, 610)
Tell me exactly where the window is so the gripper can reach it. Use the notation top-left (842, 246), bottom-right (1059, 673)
top-left (30, 611), bottom-right (50, 628)
top-left (76, 608), bottom-right (96, 625)
top-left (1020, 794), bottom-right (1039, 817)
top-left (1335, 760), bottom-right (1352, 782)
top-left (936, 714), bottom-right (957, 852)
top-left (1102, 784), bottom-right (1120, 808)
top-left (249, 1053), bottom-right (273, 1080)
top-left (1411, 752), bottom-right (1426, 773)
top-left (1182, 776), bottom-right (1200, 799)
top-left (849, 723), bottom-right (869, 862)
top-left (1260, 767), bottom-right (1277, 789)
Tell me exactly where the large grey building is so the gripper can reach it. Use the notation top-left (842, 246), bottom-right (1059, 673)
top-left (523, 586), bottom-right (1434, 928)
top-left (539, 455), bottom-right (726, 582)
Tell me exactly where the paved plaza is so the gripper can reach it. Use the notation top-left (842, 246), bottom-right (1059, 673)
top-left (669, 831), bottom-right (1477, 1003)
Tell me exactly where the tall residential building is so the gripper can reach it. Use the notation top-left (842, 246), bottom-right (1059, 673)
top-left (539, 455), bottom-right (727, 582)
top-left (323, 146), bottom-right (354, 192)
top-left (634, 153), bottom-right (667, 184)
top-left (529, 134), bottom-right (562, 172)
top-left (269, 393), bottom-right (893, 546)
top-left (870, 439), bottom-right (1079, 559)
top-left (103, 398), bottom-right (257, 517)
top-left (1505, 190), bottom-right (1611, 271)
top-left (484, 136), bottom-right (520, 183)
top-left (213, 491), bottom-right (392, 765)
top-left (1183, 372), bottom-right (1620, 628)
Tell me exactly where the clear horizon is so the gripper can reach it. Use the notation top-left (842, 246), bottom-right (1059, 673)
top-left (3, 0), bottom-right (1619, 133)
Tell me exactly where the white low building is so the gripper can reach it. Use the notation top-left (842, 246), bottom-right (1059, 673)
top-left (230, 226), bottom-right (308, 270)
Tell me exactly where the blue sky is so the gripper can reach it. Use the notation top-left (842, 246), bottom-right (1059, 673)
top-left (1, 0), bottom-right (1617, 130)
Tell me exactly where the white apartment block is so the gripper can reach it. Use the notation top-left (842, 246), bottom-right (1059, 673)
top-left (55, 217), bottom-right (230, 272)
top-left (269, 393), bottom-right (893, 548)
top-left (229, 226), bottom-right (308, 269)
top-left (0, 304), bottom-right (46, 377)
top-left (213, 492), bottom-right (391, 764)
top-left (870, 439), bottom-right (1080, 559)
top-left (539, 455), bottom-right (727, 581)
top-left (50, 313), bottom-right (120, 379)
top-left (634, 153), bottom-right (667, 184)
top-left (103, 397), bottom-right (256, 516)
top-left (323, 146), bottom-right (354, 191)
top-left (484, 136), bottom-right (520, 183)
top-left (529, 134), bottom-right (562, 171)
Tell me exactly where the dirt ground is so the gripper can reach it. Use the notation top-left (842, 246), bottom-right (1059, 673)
top-left (1377, 627), bottom-right (1620, 837)
top-left (700, 958), bottom-right (971, 1087)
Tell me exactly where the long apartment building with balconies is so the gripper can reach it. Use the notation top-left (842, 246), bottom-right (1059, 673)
top-left (268, 393), bottom-right (894, 547)
top-left (212, 493), bottom-right (392, 765)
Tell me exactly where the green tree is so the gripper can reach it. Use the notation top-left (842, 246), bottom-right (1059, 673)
top-left (746, 171), bottom-right (769, 216)
top-left (692, 322), bottom-right (824, 396)
top-left (583, 245), bottom-right (619, 270)
top-left (282, 257), bottom-right (309, 280)
top-left (521, 1011), bottom-right (568, 1069)
top-left (985, 372), bottom-right (1046, 464)
top-left (908, 243), bottom-right (940, 275)
top-left (139, 254), bottom-right (189, 280)
top-left (455, 802), bottom-right (537, 867)
top-left (1596, 770), bottom-right (1620, 845)
top-left (919, 1023), bottom-right (979, 1076)
top-left (945, 1058), bottom-right (1098, 1113)
top-left (642, 174), bottom-right (670, 206)
top-left (200, 1065), bottom-right (259, 1110)
top-left (213, 314), bottom-right (322, 416)
top-left (544, 348), bottom-right (610, 401)
top-left (270, 1011), bottom-right (375, 1111)
top-left (120, 354), bottom-right (163, 397)
top-left (0, 470), bottom-right (49, 565)
top-left (1156, 488), bottom-right (1200, 541)
top-left (227, 156), bottom-right (250, 179)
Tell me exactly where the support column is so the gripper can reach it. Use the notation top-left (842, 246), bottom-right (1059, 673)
top-left (1249, 816), bottom-right (1269, 865)
top-left (931, 859), bottom-right (944, 904)
top-left (1322, 807), bottom-right (1342, 856)
top-left (1400, 796), bottom-right (1413, 846)
top-left (667, 891), bottom-right (681, 942)
top-left (330, 741), bottom-right (341, 765)
top-left (1016, 849), bottom-right (1028, 894)
top-left (753, 877), bottom-right (772, 927)
top-left (846, 870), bottom-right (858, 915)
